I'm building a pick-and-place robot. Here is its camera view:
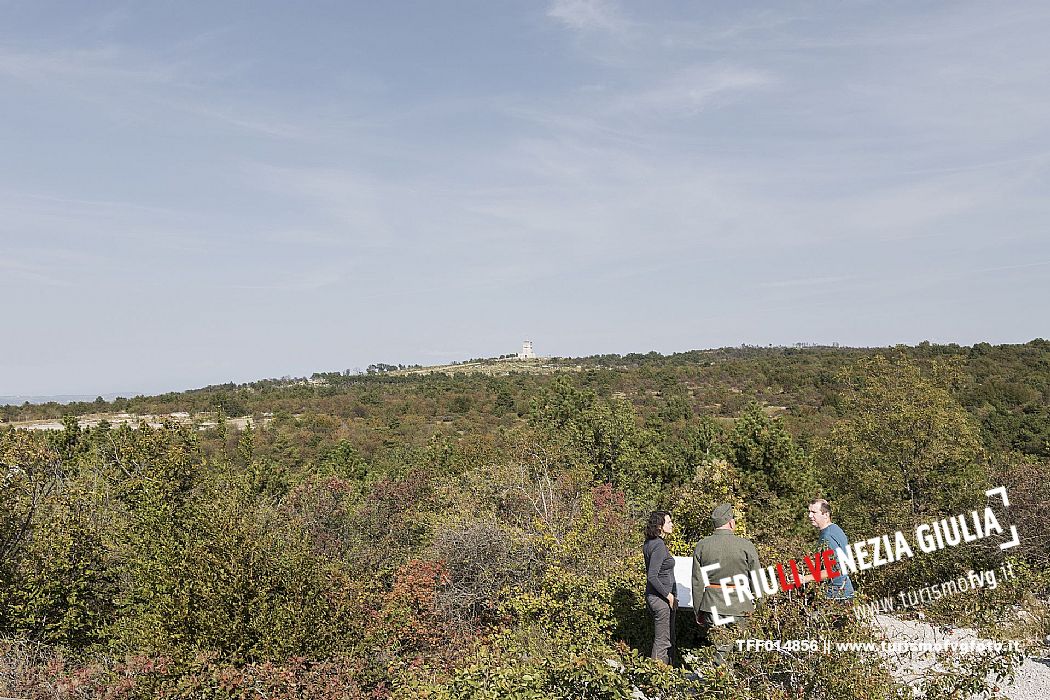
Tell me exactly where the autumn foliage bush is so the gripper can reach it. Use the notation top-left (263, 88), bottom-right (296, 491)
top-left (1, 641), bottom-right (386, 700)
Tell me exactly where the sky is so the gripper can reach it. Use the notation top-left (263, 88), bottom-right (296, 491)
top-left (2, 0), bottom-right (1049, 397)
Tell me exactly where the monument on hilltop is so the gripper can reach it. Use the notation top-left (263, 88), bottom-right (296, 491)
top-left (518, 340), bottom-right (535, 360)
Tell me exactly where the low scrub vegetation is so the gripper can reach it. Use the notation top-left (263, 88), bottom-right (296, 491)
top-left (2, 345), bottom-right (1047, 698)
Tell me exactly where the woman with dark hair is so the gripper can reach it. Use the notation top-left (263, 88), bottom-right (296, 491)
top-left (643, 510), bottom-right (677, 665)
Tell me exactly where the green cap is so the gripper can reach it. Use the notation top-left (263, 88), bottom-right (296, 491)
top-left (711, 503), bottom-right (735, 527)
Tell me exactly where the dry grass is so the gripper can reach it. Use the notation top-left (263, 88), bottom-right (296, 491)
top-left (389, 358), bottom-right (586, 378)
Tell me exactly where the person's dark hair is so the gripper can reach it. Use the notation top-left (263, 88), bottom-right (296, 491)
top-left (810, 498), bottom-right (831, 516)
top-left (645, 510), bottom-right (670, 540)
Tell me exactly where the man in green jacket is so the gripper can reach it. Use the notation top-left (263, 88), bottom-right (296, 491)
top-left (691, 504), bottom-right (762, 662)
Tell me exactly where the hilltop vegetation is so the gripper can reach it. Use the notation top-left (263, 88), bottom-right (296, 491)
top-left (5, 340), bottom-right (1050, 459)
top-left (1, 341), bottom-right (1048, 698)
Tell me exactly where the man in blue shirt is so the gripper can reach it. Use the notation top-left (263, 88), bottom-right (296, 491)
top-left (805, 498), bottom-right (855, 600)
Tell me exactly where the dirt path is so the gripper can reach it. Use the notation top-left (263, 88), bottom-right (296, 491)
top-left (874, 614), bottom-right (1050, 699)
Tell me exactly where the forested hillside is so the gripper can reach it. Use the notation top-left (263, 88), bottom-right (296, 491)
top-left (2, 341), bottom-right (1048, 698)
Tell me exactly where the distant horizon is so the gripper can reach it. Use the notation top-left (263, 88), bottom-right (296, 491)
top-left (4, 335), bottom-right (1045, 404)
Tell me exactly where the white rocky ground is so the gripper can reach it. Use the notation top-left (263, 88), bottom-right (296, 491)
top-left (874, 614), bottom-right (1050, 699)
top-left (4, 412), bottom-right (263, 432)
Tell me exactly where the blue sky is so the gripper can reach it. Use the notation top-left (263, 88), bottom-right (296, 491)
top-left (2, 1), bottom-right (1048, 396)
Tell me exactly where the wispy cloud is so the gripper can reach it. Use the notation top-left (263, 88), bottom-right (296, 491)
top-left (0, 189), bottom-right (212, 252)
top-left (226, 268), bottom-right (344, 291)
top-left (0, 45), bottom-right (176, 83)
top-left (971, 260), bottom-right (1050, 275)
top-left (0, 44), bottom-right (309, 139)
top-left (248, 165), bottom-right (395, 245)
top-left (612, 64), bottom-right (773, 116)
top-left (261, 228), bottom-right (357, 248)
top-left (158, 99), bottom-right (308, 139)
top-left (547, 0), bottom-right (628, 35)
top-left (760, 275), bottom-right (854, 289)
top-left (0, 256), bottom-right (71, 287)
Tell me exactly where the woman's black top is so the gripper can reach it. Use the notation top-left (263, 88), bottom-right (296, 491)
top-left (643, 537), bottom-right (676, 599)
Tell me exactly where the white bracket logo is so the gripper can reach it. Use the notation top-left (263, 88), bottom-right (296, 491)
top-left (986, 486), bottom-right (1020, 550)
